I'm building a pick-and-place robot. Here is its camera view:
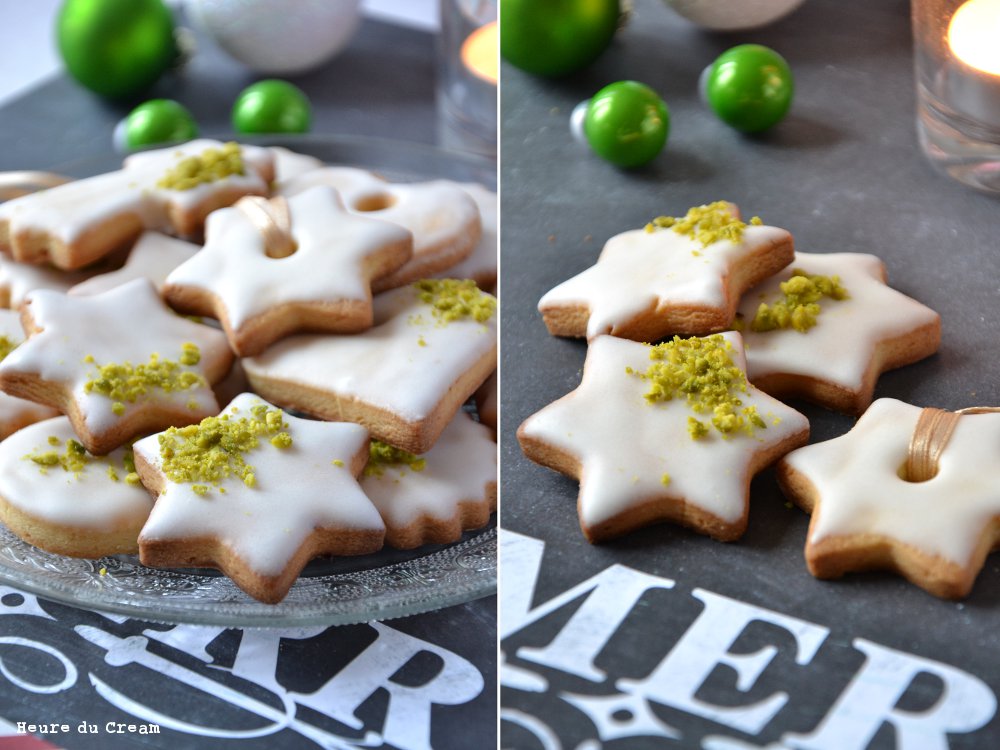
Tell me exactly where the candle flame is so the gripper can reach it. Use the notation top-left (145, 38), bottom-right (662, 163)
top-left (948, 0), bottom-right (1000, 76)
top-left (461, 21), bottom-right (498, 85)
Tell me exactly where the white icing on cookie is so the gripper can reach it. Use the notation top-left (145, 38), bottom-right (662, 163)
top-left (539, 219), bottom-right (790, 340)
top-left (243, 284), bottom-right (498, 422)
top-left (0, 416), bottom-right (150, 530)
top-left (0, 278), bottom-right (231, 440)
top-left (0, 140), bottom-right (272, 255)
top-left (0, 255), bottom-right (107, 308)
top-left (783, 398), bottom-right (1000, 567)
top-left (164, 185), bottom-right (411, 330)
top-left (519, 332), bottom-right (809, 532)
top-left (738, 252), bottom-right (941, 392)
top-left (269, 146), bottom-right (323, 182)
top-left (68, 232), bottom-right (199, 297)
top-left (134, 393), bottom-right (385, 577)
top-left (279, 167), bottom-right (481, 287)
top-left (361, 412), bottom-right (495, 538)
top-left (0, 310), bottom-right (59, 436)
top-left (432, 182), bottom-right (497, 288)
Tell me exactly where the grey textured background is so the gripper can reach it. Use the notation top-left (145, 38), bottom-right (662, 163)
top-left (500, 0), bottom-right (1000, 746)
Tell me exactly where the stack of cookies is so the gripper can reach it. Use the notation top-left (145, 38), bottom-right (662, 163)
top-left (0, 139), bottom-right (497, 604)
top-left (517, 201), bottom-right (998, 600)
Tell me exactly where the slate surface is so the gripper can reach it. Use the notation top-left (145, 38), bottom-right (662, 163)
top-left (500, 0), bottom-right (1000, 747)
top-left (0, 13), bottom-right (496, 750)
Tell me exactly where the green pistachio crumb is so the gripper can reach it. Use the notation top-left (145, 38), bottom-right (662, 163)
top-left (332, 459), bottom-right (344, 467)
top-left (47, 436), bottom-right (61, 446)
top-left (125, 472), bottom-right (141, 486)
top-left (413, 279), bottom-right (497, 324)
top-left (631, 334), bottom-right (767, 440)
top-left (0, 335), bottom-right (18, 363)
top-left (364, 440), bottom-right (427, 477)
top-left (661, 473), bottom-right (671, 486)
top-left (84, 345), bottom-right (205, 415)
top-left (156, 142), bottom-right (244, 191)
top-left (645, 202), bottom-right (762, 248)
top-left (270, 432), bottom-right (292, 449)
top-left (751, 269), bottom-right (849, 333)
top-left (107, 466), bottom-right (119, 482)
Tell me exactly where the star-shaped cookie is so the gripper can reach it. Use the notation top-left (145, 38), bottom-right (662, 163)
top-left (737, 252), bottom-right (941, 414)
top-left (243, 280), bottom-right (497, 454)
top-left (431, 182), bottom-right (497, 291)
top-left (360, 411), bottom-right (496, 549)
top-left (538, 202), bottom-right (793, 342)
top-left (518, 332), bottom-right (809, 542)
top-left (279, 167), bottom-right (482, 291)
top-left (0, 140), bottom-right (273, 269)
top-left (778, 398), bottom-right (1000, 599)
top-left (69, 231), bottom-right (199, 297)
top-left (163, 185), bottom-right (412, 356)
top-left (0, 278), bottom-right (233, 454)
top-left (133, 393), bottom-right (385, 603)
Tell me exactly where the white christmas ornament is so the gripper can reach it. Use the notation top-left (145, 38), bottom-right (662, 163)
top-left (662, 0), bottom-right (806, 30)
top-left (186, 0), bottom-right (361, 73)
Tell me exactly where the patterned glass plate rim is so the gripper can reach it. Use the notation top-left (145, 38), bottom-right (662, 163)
top-left (0, 135), bottom-right (496, 627)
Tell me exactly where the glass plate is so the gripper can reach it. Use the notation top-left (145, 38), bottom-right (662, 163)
top-left (0, 135), bottom-right (497, 627)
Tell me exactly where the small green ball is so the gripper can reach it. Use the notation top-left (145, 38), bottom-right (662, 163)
top-left (706, 44), bottom-right (794, 133)
top-left (57, 0), bottom-right (177, 99)
top-left (124, 99), bottom-right (197, 148)
top-left (232, 80), bottom-right (312, 135)
top-left (500, 0), bottom-right (620, 77)
top-left (584, 81), bottom-right (670, 168)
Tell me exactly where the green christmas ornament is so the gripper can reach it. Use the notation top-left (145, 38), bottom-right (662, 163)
top-left (57, 0), bottom-right (178, 99)
top-left (584, 81), bottom-right (670, 168)
top-left (124, 99), bottom-right (198, 148)
top-left (705, 44), bottom-right (794, 132)
top-left (501, 0), bottom-right (620, 77)
top-left (232, 80), bottom-right (312, 134)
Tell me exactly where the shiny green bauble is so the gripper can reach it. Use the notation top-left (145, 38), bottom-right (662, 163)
top-left (57, 0), bottom-right (177, 99)
top-left (584, 81), bottom-right (670, 168)
top-left (124, 99), bottom-right (198, 148)
top-left (231, 80), bottom-right (312, 134)
top-left (705, 44), bottom-right (794, 132)
top-left (501, 0), bottom-right (619, 77)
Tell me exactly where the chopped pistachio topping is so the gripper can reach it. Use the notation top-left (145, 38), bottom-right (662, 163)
top-left (629, 334), bottom-right (766, 439)
top-left (332, 459), bottom-right (345, 467)
top-left (0, 335), bottom-right (18, 363)
top-left (84, 345), bottom-right (205, 415)
top-left (157, 404), bottom-right (291, 495)
top-left (23, 439), bottom-right (137, 483)
top-left (413, 279), bottom-right (497, 324)
top-left (156, 142), bottom-right (244, 191)
top-left (364, 440), bottom-right (427, 477)
top-left (644, 201), bottom-right (762, 248)
top-left (661, 473), bottom-right (671, 486)
top-left (179, 342), bottom-right (201, 366)
top-left (751, 269), bottom-right (849, 333)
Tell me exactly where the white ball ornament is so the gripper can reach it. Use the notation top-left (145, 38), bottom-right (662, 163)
top-left (186, 0), bottom-right (361, 73)
top-left (662, 0), bottom-right (806, 31)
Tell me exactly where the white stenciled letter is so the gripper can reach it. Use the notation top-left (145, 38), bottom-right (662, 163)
top-left (784, 638), bottom-right (996, 750)
top-left (619, 589), bottom-right (828, 734)
top-left (501, 529), bottom-right (675, 682)
top-left (292, 622), bottom-right (483, 750)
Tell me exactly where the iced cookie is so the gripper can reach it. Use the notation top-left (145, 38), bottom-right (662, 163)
top-left (737, 253), bottom-right (941, 414)
top-left (518, 332), bottom-right (809, 543)
top-left (0, 140), bottom-right (274, 270)
top-left (269, 146), bottom-right (323, 182)
top-left (0, 417), bottom-right (152, 557)
top-left (69, 232), bottom-right (199, 297)
top-left (244, 279), bottom-right (497, 454)
top-left (163, 186), bottom-right (412, 356)
top-left (539, 202), bottom-right (794, 342)
top-left (475, 370), bottom-right (497, 436)
top-left (360, 412), bottom-right (496, 549)
top-left (0, 279), bottom-right (233, 455)
top-left (279, 167), bottom-right (481, 291)
top-left (133, 393), bottom-right (385, 604)
top-left (778, 398), bottom-right (1000, 599)
top-left (0, 310), bottom-right (59, 438)
top-left (0, 254), bottom-right (115, 309)
top-left (432, 183), bottom-right (497, 291)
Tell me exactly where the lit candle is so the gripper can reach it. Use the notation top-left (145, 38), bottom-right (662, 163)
top-left (460, 21), bottom-right (498, 85)
top-left (946, 0), bottom-right (1000, 125)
